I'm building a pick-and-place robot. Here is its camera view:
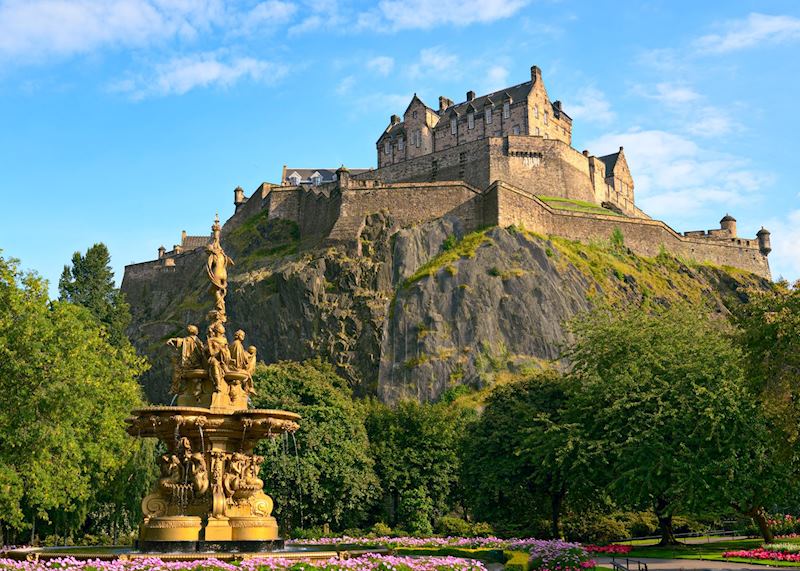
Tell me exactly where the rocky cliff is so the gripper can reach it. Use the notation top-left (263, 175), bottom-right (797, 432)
top-left (122, 210), bottom-right (768, 404)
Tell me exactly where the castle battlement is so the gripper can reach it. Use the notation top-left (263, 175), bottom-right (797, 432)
top-left (126, 66), bottom-right (772, 280)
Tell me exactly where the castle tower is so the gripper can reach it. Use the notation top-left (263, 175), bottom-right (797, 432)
top-left (234, 186), bottom-right (245, 208)
top-left (720, 214), bottom-right (737, 237)
top-left (757, 227), bottom-right (772, 255)
top-left (158, 245), bottom-right (166, 259)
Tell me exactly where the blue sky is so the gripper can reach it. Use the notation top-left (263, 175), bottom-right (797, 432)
top-left (1, 0), bottom-right (799, 294)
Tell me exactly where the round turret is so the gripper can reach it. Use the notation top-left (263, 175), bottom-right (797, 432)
top-left (720, 213), bottom-right (737, 237)
top-left (757, 227), bottom-right (772, 255)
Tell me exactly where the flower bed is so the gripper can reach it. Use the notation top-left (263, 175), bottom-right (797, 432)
top-left (584, 545), bottom-right (632, 555)
top-left (0, 555), bottom-right (486, 571)
top-left (294, 536), bottom-right (510, 549)
top-left (723, 548), bottom-right (800, 563)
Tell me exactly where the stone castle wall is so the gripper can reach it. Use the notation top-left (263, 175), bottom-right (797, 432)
top-left (489, 182), bottom-right (770, 277)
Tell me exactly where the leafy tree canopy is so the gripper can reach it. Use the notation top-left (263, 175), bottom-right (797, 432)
top-left (566, 303), bottom-right (770, 544)
top-left (0, 253), bottom-right (147, 540)
top-left (252, 359), bottom-right (380, 531)
top-left (58, 243), bottom-right (131, 347)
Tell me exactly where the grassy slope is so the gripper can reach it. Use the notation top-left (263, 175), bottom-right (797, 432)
top-left (536, 195), bottom-right (623, 217)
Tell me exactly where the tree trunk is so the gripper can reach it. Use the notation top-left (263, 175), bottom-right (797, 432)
top-left (30, 514), bottom-right (36, 546)
top-left (748, 506), bottom-right (774, 543)
top-left (550, 486), bottom-right (565, 539)
top-left (654, 498), bottom-right (679, 545)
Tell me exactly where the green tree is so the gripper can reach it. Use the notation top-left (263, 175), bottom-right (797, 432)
top-left (58, 243), bottom-right (131, 347)
top-left (0, 253), bottom-right (148, 542)
top-left (365, 398), bottom-right (475, 530)
top-left (731, 279), bottom-right (800, 541)
top-left (566, 303), bottom-right (763, 545)
top-left (252, 360), bottom-right (380, 531)
top-left (461, 371), bottom-right (583, 537)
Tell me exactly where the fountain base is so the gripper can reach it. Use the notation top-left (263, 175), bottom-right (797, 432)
top-left (138, 539), bottom-right (286, 554)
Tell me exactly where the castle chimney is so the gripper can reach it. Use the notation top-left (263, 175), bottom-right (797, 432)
top-left (439, 96), bottom-right (453, 111)
top-left (757, 227), bottom-right (772, 255)
top-left (234, 186), bottom-right (245, 207)
top-left (531, 65), bottom-right (542, 82)
top-left (553, 100), bottom-right (563, 112)
top-left (390, 114), bottom-right (400, 125)
top-left (720, 214), bottom-right (737, 237)
top-left (181, 230), bottom-right (187, 244)
top-left (174, 244), bottom-right (183, 254)
top-left (582, 150), bottom-right (589, 157)
top-left (158, 245), bottom-right (166, 259)
top-left (466, 90), bottom-right (475, 102)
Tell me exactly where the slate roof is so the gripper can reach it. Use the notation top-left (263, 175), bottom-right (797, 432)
top-left (181, 235), bottom-right (209, 250)
top-left (598, 152), bottom-right (620, 176)
top-left (283, 168), bottom-right (370, 185)
top-left (443, 81), bottom-right (534, 118)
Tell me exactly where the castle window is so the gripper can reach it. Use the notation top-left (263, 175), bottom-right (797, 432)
top-left (486, 107), bottom-right (493, 124)
top-left (450, 116), bottom-right (457, 134)
top-left (468, 112), bottom-right (474, 129)
top-left (414, 130), bottom-right (421, 147)
top-left (544, 132), bottom-right (549, 139)
top-left (544, 111), bottom-right (549, 125)
top-left (512, 125), bottom-right (520, 135)
top-left (503, 101), bottom-right (510, 118)
top-left (535, 127), bottom-right (540, 136)
top-left (412, 110), bottom-right (418, 119)
top-left (311, 173), bottom-right (322, 186)
top-left (534, 104), bottom-right (539, 118)
top-left (384, 141), bottom-right (391, 155)
top-left (398, 137), bottom-right (404, 151)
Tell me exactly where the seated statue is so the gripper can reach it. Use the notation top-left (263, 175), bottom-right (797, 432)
top-left (166, 325), bottom-right (205, 395)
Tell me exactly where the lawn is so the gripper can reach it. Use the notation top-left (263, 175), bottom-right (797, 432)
top-left (535, 195), bottom-right (624, 217)
top-left (623, 537), bottom-right (800, 567)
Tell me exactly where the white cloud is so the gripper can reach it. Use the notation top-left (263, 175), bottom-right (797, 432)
top-left (111, 53), bottom-right (287, 98)
top-left (366, 56), bottom-right (394, 76)
top-left (766, 210), bottom-right (800, 283)
top-left (335, 74), bottom-right (355, 95)
top-left (241, 1), bottom-right (297, 32)
top-left (566, 86), bottom-right (615, 125)
top-left (483, 65), bottom-right (509, 93)
top-left (586, 129), bottom-right (772, 222)
top-left (684, 106), bottom-right (738, 137)
top-left (408, 46), bottom-right (458, 78)
top-left (694, 12), bottom-right (800, 54)
top-left (633, 82), bottom-right (700, 106)
top-left (0, 0), bottom-right (225, 61)
top-left (367, 0), bottom-right (529, 31)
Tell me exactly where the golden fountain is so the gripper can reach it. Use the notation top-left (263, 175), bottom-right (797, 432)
top-left (125, 216), bottom-right (300, 552)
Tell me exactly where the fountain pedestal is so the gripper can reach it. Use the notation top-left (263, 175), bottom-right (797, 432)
top-left (126, 216), bottom-right (301, 553)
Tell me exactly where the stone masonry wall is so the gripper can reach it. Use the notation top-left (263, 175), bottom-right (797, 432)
top-left (491, 182), bottom-right (771, 278)
top-left (326, 181), bottom-right (485, 245)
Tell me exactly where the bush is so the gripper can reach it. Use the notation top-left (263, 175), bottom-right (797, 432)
top-left (617, 511), bottom-right (658, 538)
top-left (563, 512), bottom-right (629, 544)
top-left (399, 487), bottom-right (434, 535)
top-left (470, 521), bottom-right (495, 537)
top-left (370, 522), bottom-right (393, 536)
top-left (436, 516), bottom-right (472, 537)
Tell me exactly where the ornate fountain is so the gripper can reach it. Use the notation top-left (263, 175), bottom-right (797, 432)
top-left (126, 216), bottom-right (300, 552)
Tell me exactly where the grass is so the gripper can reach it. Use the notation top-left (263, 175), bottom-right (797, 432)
top-left (404, 228), bottom-right (492, 286)
top-left (621, 536), bottom-right (800, 567)
top-left (536, 195), bottom-right (624, 217)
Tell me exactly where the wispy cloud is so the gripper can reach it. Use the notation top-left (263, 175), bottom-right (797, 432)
top-left (483, 65), bottom-right (509, 93)
top-left (694, 12), bottom-right (800, 54)
top-left (566, 86), bottom-right (615, 126)
top-left (0, 0), bottom-right (224, 62)
top-left (366, 56), bottom-right (394, 76)
top-left (586, 128), bottom-right (773, 223)
top-left (632, 82), bottom-right (700, 106)
top-left (110, 53), bottom-right (288, 99)
top-left (240, 1), bottom-right (298, 33)
top-left (766, 209), bottom-right (800, 283)
top-left (364, 0), bottom-right (529, 31)
top-left (407, 46), bottom-right (458, 79)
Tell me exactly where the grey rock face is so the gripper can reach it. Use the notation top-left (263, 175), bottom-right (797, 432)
top-left (122, 216), bottom-right (764, 404)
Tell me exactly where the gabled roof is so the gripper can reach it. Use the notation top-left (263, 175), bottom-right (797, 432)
top-left (598, 147), bottom-right (627, 178)
top-left (181, 235), bottom-right (208, 250)
top-left (283, 168), bottom-right (370, 184)
top-left (404, 93), bottom-right (436, 116)
top-left (442, 80), bottom-right (534, 118)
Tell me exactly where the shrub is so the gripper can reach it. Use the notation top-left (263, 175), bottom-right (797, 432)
top-left (563, 512), bottom-right (629, 544)
top-left (370, 522), bottom-right (393, 537)
top-left (436, 516), bottom-right (472, 537)
top-left (399, 487), bottom-right (434, 535)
